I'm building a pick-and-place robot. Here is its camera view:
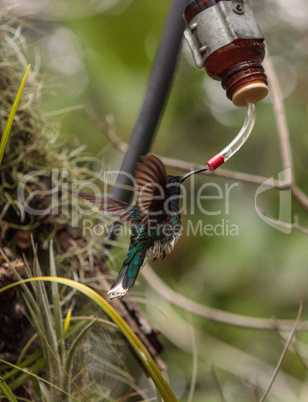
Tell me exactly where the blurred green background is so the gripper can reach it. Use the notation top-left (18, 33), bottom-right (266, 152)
top-left (9, 0), bottom-right (308, 400)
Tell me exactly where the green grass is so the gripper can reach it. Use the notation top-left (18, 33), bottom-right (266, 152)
top-left (0, 64), bottom-right (30, 166)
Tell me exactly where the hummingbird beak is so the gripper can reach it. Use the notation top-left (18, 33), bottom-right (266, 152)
top-left (180, 168), bottom-right (208, 183)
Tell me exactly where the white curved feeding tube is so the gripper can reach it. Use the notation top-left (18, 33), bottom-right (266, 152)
top-left (206, 103), bottom-right (257, 171)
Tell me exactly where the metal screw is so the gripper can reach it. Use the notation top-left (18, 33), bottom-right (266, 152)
top-left (233, 1), bottom-right (244, 14)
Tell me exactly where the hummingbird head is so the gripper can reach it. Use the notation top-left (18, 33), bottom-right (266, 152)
top-left (166, 168), bottom-right (208, 194)
top-left (164, 168), bottom-right (208, 213)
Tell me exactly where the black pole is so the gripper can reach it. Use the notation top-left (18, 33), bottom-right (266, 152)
top-left (112, 0), bottom-right (189, 203)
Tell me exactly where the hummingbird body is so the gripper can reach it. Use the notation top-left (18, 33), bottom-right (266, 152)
top-left (73, 154), bottom-right (206, 299)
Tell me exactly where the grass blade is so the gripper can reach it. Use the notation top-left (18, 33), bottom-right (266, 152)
top-left (62, 309), bottom-right (72, 338)
top-left (0, 64), bottom-right (30, 166)
top-left (49, 240), bottom-right (63, 343)
top-left (0, 277), bottom-right (178, 402)
top-left (0, 359), bottom-right (79, 401)
top-left (0, 376), bottom-right (18, 402)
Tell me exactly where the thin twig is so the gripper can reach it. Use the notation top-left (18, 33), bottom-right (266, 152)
top-left (89, 103), bottom-right (308, 212)
top-left (105, 115), bottom-right (128, 153)
top-left (292, 185), bottom-right (308, 213)
top-left (143, 264), bottom-right (308, 331)
top-left (187, 321), bottom-right (198, 402)
top-left (259, 301), bottom-right (303, 402)
top-left (211, 365), bottom-right (227, 402)
top-left (44, 104), bottom-right (86, 118)
top-left (256, 209), bottom-right (308, 235)
top-left (100, 109), bottom-right (308, 218)
top-left (100, 101), bottom-right (308, 213)
top-left (264, 55), bottom-right (293, 183)
top-left (85, 107), bottom-right (128, 153)
top-left (100, 121), bottom-right (287, 188)
top-left (263, 55), bottom-right (308, 216)
top-left (159, 155), bottom-right (287, 188)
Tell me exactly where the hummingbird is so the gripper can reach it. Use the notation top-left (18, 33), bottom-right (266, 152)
top-left (72, 154), bottom-right (207, 299)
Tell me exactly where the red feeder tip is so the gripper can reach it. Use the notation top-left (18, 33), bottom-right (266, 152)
top-left (206, 154), bottom-right (225, 172)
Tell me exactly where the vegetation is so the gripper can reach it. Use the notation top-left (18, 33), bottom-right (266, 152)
top-left (1, 1), bottom-right (308, 401)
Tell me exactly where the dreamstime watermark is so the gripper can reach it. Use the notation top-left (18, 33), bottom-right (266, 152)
top-left (255, 168), bottom-right (292, 234)
top-left (16, 167), bottom-right (293, 237)
top-left (17, 167), bottom-right (239, 218)
top-left (82, 218), bottom-right (239, 238)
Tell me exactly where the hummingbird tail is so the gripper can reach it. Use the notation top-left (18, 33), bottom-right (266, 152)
top-left (107, 248), bottom-right (147, 300)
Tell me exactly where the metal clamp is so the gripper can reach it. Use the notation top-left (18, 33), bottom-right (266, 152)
top-left (184, 0), bottom-right (263, 69)
top-left (184, 23), bottom-right (207, 68)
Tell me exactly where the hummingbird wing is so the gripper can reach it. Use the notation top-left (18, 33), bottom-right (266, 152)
top-left (134, 154), bottom-right (167, 224)
top-left (68, 189), bottom-right (139, 226)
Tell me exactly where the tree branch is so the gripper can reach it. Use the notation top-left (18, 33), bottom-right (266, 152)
top-left (98, 117), bottom-right (287, 188)
top-left (264, 55), bottom-right (293, 183)
top-left (255, 209), bottom-right (308, 235)
top-left (259, 301), bottom-right (302, 402)
top-left (143, 264), bottom-right (308, 331)
top-left (292, 184), bottom-right (308, 213)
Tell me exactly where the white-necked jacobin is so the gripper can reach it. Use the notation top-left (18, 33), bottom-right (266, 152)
top-left (72, 154), bottom-right (207, 299)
